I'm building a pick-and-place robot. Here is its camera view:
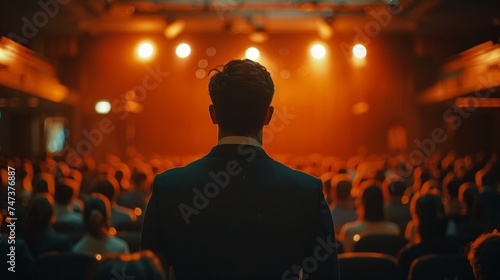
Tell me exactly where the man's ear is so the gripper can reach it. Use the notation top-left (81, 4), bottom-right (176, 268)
top-left (264, 106), bottom-right (274, 125)
top-left (209, 104), bottom-right (218, 124)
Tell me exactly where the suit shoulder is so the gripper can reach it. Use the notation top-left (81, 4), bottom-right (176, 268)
top-left (154, 158), bottom-right (203, 180)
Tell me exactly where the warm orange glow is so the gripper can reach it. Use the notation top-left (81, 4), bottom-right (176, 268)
top-left (311, 44), bottom-right (326, 59)
top-left (176, 43), bottom-right (191, 58)
top-left (401, 196), bottom-right (410, 204)
top-left (95, 254), bottom-right (102, 261)
top-left (134, 207), bottom-right (142, 216)
top-left (353, 44), bottom-right (367, 58)
top-left (95, 100), bottom-right (111, 114)
top-left (164, 20), bottom-right (185, 39)
top-left (137, 42), bottom-right (154, 59)
top-left (0, 48), bottom-right (9, 62)
top-left (245, 47), bottom-right (260, 60)
top-left (353, 234), bottom-right (361, 242)
top-left (109, 227), bottom-right (117, 236)
top-left (352, 102), bottom-right (369, 115)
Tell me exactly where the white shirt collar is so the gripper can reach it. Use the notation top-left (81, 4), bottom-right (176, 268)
top-left (216, 136), bottom-right (262, 148)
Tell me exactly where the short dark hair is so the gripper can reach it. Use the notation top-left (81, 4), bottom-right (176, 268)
top-left (388, 180), bottom-right (406, 197)
top-left (361, 184), bottom-right (385, 222)
top-left (209, 59), bottom-right (274, 135)
top-left (468, 231), bottom-right (500, 280)
top-left (55, 183), bottom-right (74, 205)
top-left (26, 194), bottom-right (54, 242)
top-left (93, 178), bottom-right (118, 202)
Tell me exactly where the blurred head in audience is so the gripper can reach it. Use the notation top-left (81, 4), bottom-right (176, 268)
top-left (114, 163), bottom-right (131, 191)
top-left (459, 182), bottom-right (479, 215)
top-left (476, 169), bottom-right (496, 190)
top-left (385, 179), bottom-right (406, 201)
top-left (358, 182), bottom-right (385, 222)
top-left (32, 177), bottom-right (49, 197)
top-left (208, 59), bottom-right (274, 138)
top-left (54, 178), bottom-right (79, 206)
top-left (93, 177), bottom-right (120, 203)
top-left (330, 174), bottom-right (352, 204)
top-left (468, 230), bottom-right (500, 280)
top-left (87, 250), bottom-right (166, 280)
top-left (415, 194), bottom-right (448, 243)
top-left (26, 194), bottom-right (55, 242)
top-left (131, 171), bottom-right (147, 192)
top-left (83, 194), bottom-right (112, 240)
top-left (443, 177), bottom-right (461, 199)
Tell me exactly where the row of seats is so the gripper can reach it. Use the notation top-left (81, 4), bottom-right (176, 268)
top-left (24, 251), bottom-right (474, 280)
top-left (339, 252), bottom-right (474, 280)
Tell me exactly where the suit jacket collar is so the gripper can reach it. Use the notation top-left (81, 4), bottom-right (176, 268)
top-left (206, 144), bottom-right (272, 160)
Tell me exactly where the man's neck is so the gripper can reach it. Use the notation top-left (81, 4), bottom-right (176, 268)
top-left (218, 130), bottom-right (263, 144)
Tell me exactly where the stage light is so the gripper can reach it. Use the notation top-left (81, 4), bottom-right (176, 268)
top-left (245, 47), bottom-right (260, 60)
top-left (353, 44), bottom-right (367, 59)
top-left (164, 19), bottom-right (185, 39)
top-left (137, 42), bottom-right (154, 59)
top-left (176, 43), bottom-right (191, 58)
top-left (311, 44), bottom-right (326, 59)
top-left (95, 100), bottom-right (111, 114)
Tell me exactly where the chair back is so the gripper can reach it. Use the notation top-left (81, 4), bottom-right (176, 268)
top-left (116, 230), bottom-right (142, 253)
top-left (339, 252), bottom-right (399, 280)
top-left (34, 252), bottom-right (97, 280)
top-left (353, 234), bottom-right (408, 257)
top-left (409, 254), bottom-right (475, 280)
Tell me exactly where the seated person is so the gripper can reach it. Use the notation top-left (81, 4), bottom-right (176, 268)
top-left (93, 178), bottom-right (136, 230)
top-left (383, 179), bottom-right (411, 234)
top-left (329, 174), bottom-right (357, 235)
top-left (468, 230), bottom-right (500, 280)
top-left (398, 194), bottom-right (460, 279)
top-left (73, 194), bottom-right (130, 255)
top-left (25, 194), bottom-right (72, 258)
top-left (54, 179), bottom-right (84, 226)
top-left (118, 170), bottom-right (148, 211)
top-left (339, 182), bottom-right (400, 252)
top-left (443, 176), bottom-right (462, 216)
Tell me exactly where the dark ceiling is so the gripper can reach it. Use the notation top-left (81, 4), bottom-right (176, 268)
top-left (1, 0), bottom-right (499, 39)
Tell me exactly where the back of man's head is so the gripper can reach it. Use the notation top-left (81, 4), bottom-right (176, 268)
top-left (388, 180), bottom-right (406, 198)
top-left (55, 183), bottom-right (74, 206)
top-left (209, 59), bottom-right (274, 135)
top-left (468, 230), bottom-right (500, 280)
top-left (93, 178), bottom-right (119, 202)
top-left (330, 174), bottom-right (352, 202)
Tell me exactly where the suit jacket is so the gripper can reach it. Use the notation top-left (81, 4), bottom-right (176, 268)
top-left (142, 144), bottom-right (340, 280)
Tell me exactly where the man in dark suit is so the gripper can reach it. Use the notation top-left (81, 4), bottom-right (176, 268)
top-left (141, 59), bottom-right (339, 280)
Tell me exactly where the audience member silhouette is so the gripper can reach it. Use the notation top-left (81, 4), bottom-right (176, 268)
top-left (54, 178), bottom-right (84, 226)
top-left (25, 194), bottom-right (72, 258)
top-left (329, 174), bottom-right (357, 235)
top-left (383, 179), bottom-right (411, 234)
top-left (73, 194), bottom-right (130, 255)
top-left (468, 230), bottom-right (500, 280)
top-left (398, 194), bottom-right (460, 279)
top-left (93, 178), bottom-right (137, 229)
top-left (339, 182), bottom-right (399, 252)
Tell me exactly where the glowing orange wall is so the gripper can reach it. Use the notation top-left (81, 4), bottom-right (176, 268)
top-left (73, 32), bottom-right (419, 160)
